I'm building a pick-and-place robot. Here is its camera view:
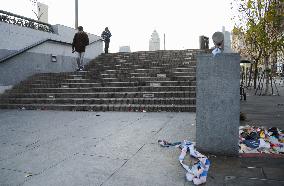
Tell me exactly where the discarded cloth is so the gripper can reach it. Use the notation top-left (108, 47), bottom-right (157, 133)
top-left (158, 140), bottom-right (210, 185)
top-left (243, 140), bottom-right (260, 149)
top-left (259, 139), bottom-right (270, 148)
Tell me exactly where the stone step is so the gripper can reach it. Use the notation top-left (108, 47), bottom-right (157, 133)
top-left (0, 103), bottom-right (195, 112)
top-left (128, 77), bottom-right (172, 82)
top-left (172, 76), bottom-right (196, 81)
top-left (1, 97), bottom-right (195, 105)
top-left (16, 81), bottom-right (196, 88)
top-left (0, 49), bottom-right (204, 112)
top-left (145, 81), bottom-right (196, 86)
top-left (7, 86), bottom-right (195, 93)
top-left (87, 62), bottom-right (197, 70)
top-left (16, 79), bottom-right (96, 86)
top-left (93, 58), bottom-right (196, 63)
top-left (101, 74), bottom-right (118, 78)
top-left (31, 71), bottom-right (89, 77)
top-left (67, 76), bottom-right (197, 83)
top-left (29, 72), bottom-right (90, 80)
top-left (172, 72), bottom-right (195, 76)
top-left (1, 91), bottom-right (196, 98)
top-left (173, 68), bottom-right (196, 72)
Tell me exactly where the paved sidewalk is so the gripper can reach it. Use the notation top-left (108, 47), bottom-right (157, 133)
top-left (240, 80), bottom-right (284, 129)
top-left (1, 79), bottom-right (284, 186)
top-left (0, 111), bottom-right (196, 186)
top-left (0, 109), bottom-right (283, 186)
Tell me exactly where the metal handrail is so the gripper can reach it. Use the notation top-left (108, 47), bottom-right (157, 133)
top-left (89, 38), bottom-right (103, 45)
top-left (0, 38), bottom-right (102, 63)
top-left (0, 10), bottom-right (54, 33)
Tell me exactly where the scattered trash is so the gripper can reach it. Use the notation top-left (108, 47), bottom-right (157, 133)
top-left (158, 140), bottom-right (181, 147)
top-left (158, 140), bottom-right (210, 185)
top-left (21, 107), bottom-right (26, 110)
top-left (25, 173), bottom-right (33, 178)
top-left (96, 114), bottom-right (100, 116)
top-left (212, 48), bottom-right (222, 56)
top-left (224, 176), bottom-right (236, 181)
top-left (239, 125), bottom-right (284, 154)
top-left (208, 155), bottom-right (217, 158)
top-left (240, 112), bottom-right (247, 121)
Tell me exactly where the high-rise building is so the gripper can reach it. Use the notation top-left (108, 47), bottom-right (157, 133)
top-left (149, 30), bottom-right (160, 51)
top-left (119, 46), bottom-right (131, 53)
top-left (222, 26), bottom-right (232, 53)
top-left (37, 2), bottom-right (48, 23)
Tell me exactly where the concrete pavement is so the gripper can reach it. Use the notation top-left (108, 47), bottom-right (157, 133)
top-left (1, 80), bottom-right (284, 186)
top-left (240, 79), bottom-right (284, 129)
top-left (0, 110), bottom-right (197, 186)
top-left (0, 109), bottom-right (283, 186)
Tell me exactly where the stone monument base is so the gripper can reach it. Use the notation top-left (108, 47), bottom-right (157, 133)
top-left (196, 53), bottom-right (240, 156)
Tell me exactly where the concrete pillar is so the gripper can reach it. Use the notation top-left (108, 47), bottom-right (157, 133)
top-left (196, 53), bottom-right (240, 156)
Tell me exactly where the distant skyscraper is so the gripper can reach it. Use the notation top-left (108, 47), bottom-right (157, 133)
top-left (222, 26), bottom-right (232, 52)
top-left (119, 46), bottom-right (131, 53)
top-left (149, 30), bottom-right (160, 51)
top-left (37, 2), bottom-right (48, 23)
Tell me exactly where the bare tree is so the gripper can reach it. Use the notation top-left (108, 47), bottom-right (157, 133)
top-left (29, 0), bottom-right (44, 21)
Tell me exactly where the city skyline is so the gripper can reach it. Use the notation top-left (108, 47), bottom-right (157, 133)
top-left (1, 0), bottom-right (235, 52)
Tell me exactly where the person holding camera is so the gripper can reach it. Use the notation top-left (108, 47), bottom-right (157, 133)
top-left (72, 26), bottom-right (89, 71)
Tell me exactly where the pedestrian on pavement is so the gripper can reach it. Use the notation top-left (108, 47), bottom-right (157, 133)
top-left (72, 26), bottom-right (89, 71)
top-left (101, 27), bottom-right (112, 54)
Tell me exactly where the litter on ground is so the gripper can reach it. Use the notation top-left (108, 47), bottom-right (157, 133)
top-left (239, 125), bottom-right (284, 154)
top-left (158, 140), bottom-right (210, 185)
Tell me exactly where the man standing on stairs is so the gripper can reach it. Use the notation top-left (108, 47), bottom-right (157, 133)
top-left (101, 27), bottom-right (112, 53)
top-left (72, 26), bottom-right (89, 71)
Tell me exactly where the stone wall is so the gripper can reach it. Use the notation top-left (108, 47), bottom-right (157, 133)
top-left (0, 51), bottom-right (77, 85)
top-left (0, 22), bottom-right (101, 52)
top-left (0, 21), bottom-right (103, 86)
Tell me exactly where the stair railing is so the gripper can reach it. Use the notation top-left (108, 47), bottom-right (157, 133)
top-left (0, 10), bottom-right (54, 33)
top-left (0, 38), bottom-right (102, 64)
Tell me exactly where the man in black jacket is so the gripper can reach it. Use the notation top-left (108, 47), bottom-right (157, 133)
top-left (101, 27), bottom-right (112, 54)
top-left (72, 26), bottom-right (89, 71)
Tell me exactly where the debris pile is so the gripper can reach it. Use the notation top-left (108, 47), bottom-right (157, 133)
top-left (239, 125), bottom-right (284, 154)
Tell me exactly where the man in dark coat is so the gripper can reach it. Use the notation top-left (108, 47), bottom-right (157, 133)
top-left (72, 26), bottom-right (89, 71)
top-left (101, 27), bottom-right (112, 54)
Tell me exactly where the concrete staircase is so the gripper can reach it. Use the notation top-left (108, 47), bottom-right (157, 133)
top-left (0, 49), bottom-right (205, 112)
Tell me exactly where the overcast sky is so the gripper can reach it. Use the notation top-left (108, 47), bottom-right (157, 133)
top-left (2, 0), bottom-right (235, 52)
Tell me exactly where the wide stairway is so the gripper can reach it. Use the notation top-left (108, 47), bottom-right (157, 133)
top-left (0, 49), bottom-right (205, 112)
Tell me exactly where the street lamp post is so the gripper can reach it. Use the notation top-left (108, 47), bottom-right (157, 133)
top-left (164, 33), bottom-right (166, 50)
top-left (75, 0), bottom-right (78, 29)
